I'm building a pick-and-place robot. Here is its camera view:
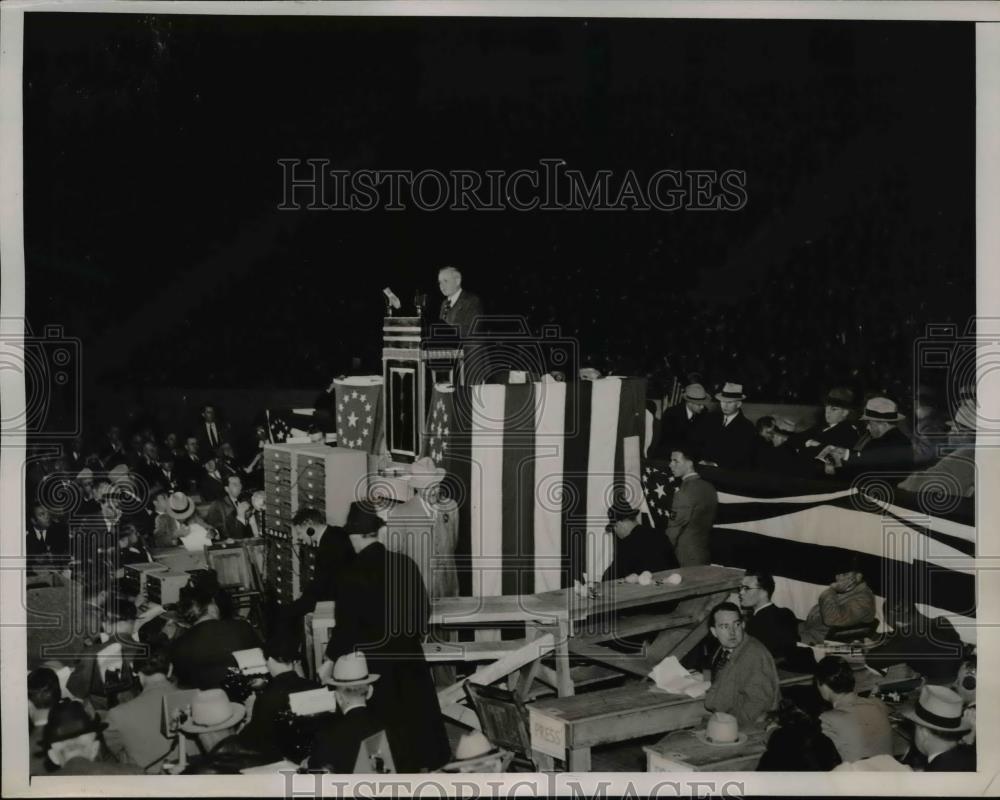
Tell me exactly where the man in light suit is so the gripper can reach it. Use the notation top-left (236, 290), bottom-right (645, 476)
top-left (665, 445), bottom-right (718, 566)
top-left (437, 266), bottom-right (487, 384)
top-left (384, 457), bottom-right (459, 600)
top-left (103, 641), bottom-right (177, 772)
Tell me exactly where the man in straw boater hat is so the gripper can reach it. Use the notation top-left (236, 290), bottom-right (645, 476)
top-left (651, 382), bottom-right (711, 461)
top-left (178, 688), bottom-right (246, 754)
top-left (700, 381), bottom-right (758, 471)
top-left (825, 396), bottom-right (914, 478)
top-left (902, 685), bottom-right (976, 771)
top-left (319, 501), bottom-right (451, 773)
top-left (310, 652), bottom-right (385, 773)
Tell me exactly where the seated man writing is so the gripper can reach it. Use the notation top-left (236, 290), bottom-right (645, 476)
top-left (704, 602), bottom-right (780, 729)
top-left (601, 496), bottom-right (675, 582)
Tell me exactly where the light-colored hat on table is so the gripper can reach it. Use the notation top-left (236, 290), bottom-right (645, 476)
top-left (695, 711), bottom-right (747, 746)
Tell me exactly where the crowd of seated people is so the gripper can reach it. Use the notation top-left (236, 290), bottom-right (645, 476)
top-left (647, 378), bottom-right (978, 498)
top-left (21, 367), bottom-right (978, 776)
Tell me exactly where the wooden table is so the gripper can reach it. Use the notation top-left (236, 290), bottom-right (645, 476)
top-left (645, 726), bottom-right (769, 772)
top-left (529, 683), bottom-right (708, 771)
top-left (433, 565), bottom-right (743, 727)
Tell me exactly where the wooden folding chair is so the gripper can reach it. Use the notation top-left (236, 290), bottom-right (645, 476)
top-left (462, 682), bottom-right (536, 771)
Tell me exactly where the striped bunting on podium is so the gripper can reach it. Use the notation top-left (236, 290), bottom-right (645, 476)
top-left (443, 378), bottom-right (647, 597)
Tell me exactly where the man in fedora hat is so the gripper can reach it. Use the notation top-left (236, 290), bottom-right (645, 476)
top-left (652, 382), bottom-right (711, 461)
top-left (42, 699), bottom-right (143, 774)
top-left (826, 396), bottom-right (914, 478)
top-left (701, 382), bottom-right (758, 471)
top-left (602, 494), bottom-right (675, 582)
top-left (179, 688), bottom-right (246, 754)
top-left (321, 501), bottom-right (451, 773)
top-left (152, 488), bottom-right (182, 548)
top-left (310, 652), bottom-right (386, 773)
top-left (903, 685), bottom-right (975, 771)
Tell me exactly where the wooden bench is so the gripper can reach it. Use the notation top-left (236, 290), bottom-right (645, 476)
top-left (528, 682), bottom-right (706, 771)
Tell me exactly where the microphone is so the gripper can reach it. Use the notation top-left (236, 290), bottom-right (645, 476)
top-left (383, 287), bottom-right (402, 312)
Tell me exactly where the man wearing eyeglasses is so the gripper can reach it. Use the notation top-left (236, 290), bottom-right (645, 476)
top-left (704, 601), bottom-right (780, 729)
top-left (739, 571), bottom-right (799, 664)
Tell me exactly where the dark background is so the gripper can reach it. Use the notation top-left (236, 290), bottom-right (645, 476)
top-left (22, 14), bottom-right (974, 434)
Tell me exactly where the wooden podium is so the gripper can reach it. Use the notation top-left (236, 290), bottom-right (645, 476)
top-left (382, 316), bottom-right (464, 464)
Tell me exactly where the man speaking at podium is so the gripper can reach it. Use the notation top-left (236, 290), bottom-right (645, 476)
top-left (437, 266), bottom-right (483, 337)
top-left (437, 265), bottom-right (489, 383)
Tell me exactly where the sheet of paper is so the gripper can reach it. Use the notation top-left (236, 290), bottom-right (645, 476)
top-left (288, 687), bottom-right (337, 716)
top-left (648, 655), bottom-right (711, 698)
top-left (233, 647), bottom-right (268, 675)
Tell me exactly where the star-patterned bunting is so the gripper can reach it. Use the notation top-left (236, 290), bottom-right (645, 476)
top-left (334, 379), bottom-right (383, 452)
top-left (640, 462), bottom-right (676, 529)
top-left (422, 385), bottom-right (455, 466)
